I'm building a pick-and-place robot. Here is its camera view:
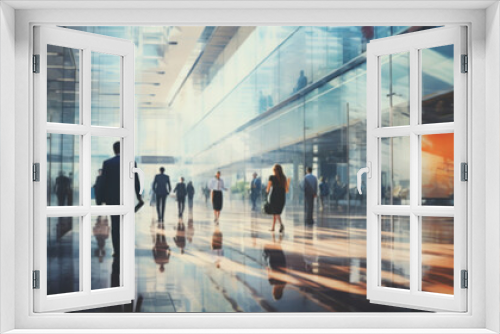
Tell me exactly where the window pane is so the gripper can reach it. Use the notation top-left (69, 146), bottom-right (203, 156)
top-left (421, 217), bottom-right (454, 295)
top-left (47, 217), bottom-right (80, 295)
top-left (47, 134), bottom-right (80, 206)
top-left (380, 215), bottom-right (410, 290)
top-left (421, 133), bottom-right (454, 206)
top-left (381, 137), bottom-right (410, 205)
top-left (91, 137), bottom-right (121, 206)
top-left (421, 45), bottom-right (454, 124)
top-left (47, 45), bottom-right (80, 124)
top-left (92, 215), bottom-right (121, 289)
top-left (279, 28), bottom-right (310, 100)
top-left (91, 52), bottom-right (121, 127)
top-left (380, 52), bottom-right (410, 127)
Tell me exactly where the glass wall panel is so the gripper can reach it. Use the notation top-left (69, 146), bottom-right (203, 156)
top-left (421, 216), bottom-right (454, 295)
top-left (279, 29), bottom-right (310, 100)
top-left (91, 137), bottom-right (121, 206)
top-left (91, 215), bottom-right (121, 289)
top-left (345, 64), bottom-right (367, 216)
top-left (381, 137), bottom-right (410, 205)
top-left (47, 45), bottom-right (80, 124)
top-left (380, 52), bottom-right (410, 127)
top-left (47, 134), bottom-right (80, 206)
top-left (91, 52), bottom-right (121, 127)
top-left (255, 52), bottom-right (279, 114)
top-left (421, 45), bottom-right (454, 124)
top-left (47, 217), bottom-right (80, 295)
top-left (380, 215), bottom-right (410, 289)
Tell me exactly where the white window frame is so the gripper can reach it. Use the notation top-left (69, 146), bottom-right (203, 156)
top-left (33, 25), bottom-right (137, 312)
top-left (365, 26), bottom-right (467, 312)
top-left (0, 2), bottom-right (498, 333)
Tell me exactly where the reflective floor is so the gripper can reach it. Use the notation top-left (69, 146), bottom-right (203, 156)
top-left (72, 198), bottom-right (419, 313)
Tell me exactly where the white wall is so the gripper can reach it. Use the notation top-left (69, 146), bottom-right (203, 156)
top-left (486, 2), bottom-right (500, 333)
top-left (0, 2), bottom-right (16, 333)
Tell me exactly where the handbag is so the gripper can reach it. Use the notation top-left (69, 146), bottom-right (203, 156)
top-left (262, 186), bottom-right (273, 215)
top-left (262, 200), bottom-right (272, 215)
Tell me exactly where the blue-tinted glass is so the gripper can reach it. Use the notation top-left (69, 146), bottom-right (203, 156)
top-left (380, 52), bottom-right (410, 127)
top-left (421, 45), bottom-right (454, 124)
top-left (279, 28), bottom-right (310, 100)
top-left (380, 215), bottom-right (410, 290)
top-left (91, 215), bottom-right (121, 290)
top-left (47, 45), bottom-right (80, 124)
top-left (91, 52), bottom-right (121, 127)
top-left (47, 217), bottom-right (80, 295)
top-left (381, 137), bottom-right (410, 205)
top-left (91, 137), bottom-right (121, 206)
top-left (47, 134), bottom-right (80, 206)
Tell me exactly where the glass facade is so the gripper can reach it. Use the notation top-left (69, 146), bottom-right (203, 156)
top-left (42, 25), bottom-right (457, 313)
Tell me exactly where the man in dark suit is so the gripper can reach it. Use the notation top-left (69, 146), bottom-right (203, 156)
top-left (54, 171), bottom-right (70, 206)
top-left (153, 167), bottom-right (171, 222)
top-left (100, 141), bottom-right (121, 256)
top-left (250, 172), bottom-right (261, 211)
top-left (302, 167), bottom-right (318, 225)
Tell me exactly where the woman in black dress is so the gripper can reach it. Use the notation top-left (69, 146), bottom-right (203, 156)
top-left (267, 164), bottom-right (289, 233)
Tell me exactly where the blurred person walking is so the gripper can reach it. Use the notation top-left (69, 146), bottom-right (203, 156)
top-left (318, 177), bottom-right (330, 211)
top-left (267, 164), bottom-right (289, 233)
top-left (134, 162), bottom-right (144, 213)
top-left (209, 171), bottom-right (227, 223)
top-left (250, 172), bottom-right (262, 211)
top-left (173, 177), bottom-right (187, 220)
top-left (187, 181), bottom-right (195, 213)
top-left (54, 171), bottom-right (70, 206)
top-left (202, 185), bottom-right (210, 206)
top-left (293, 70), bottom-right (308, 93)
top-left (99, 141), bottom-right (121, 256)
top-left (152, 167), bottom-right (171, 222)
top-left (302, 167), bottom-right (318, 225)
top-left (332, 174), bottom-right (347, 211)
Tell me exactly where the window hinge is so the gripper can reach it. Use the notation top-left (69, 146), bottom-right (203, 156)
top-left (33, 54), bottom-right (40, 73)
top-left (33, 163), bottom-right (40, 182)
top-left (33, 270), bottom-right (40, 289)
top-left (461, 54), bottom-right (468, 73)
top-left (461, 270), bottom-right (468, 289)
top-left (461, 162), bottom-right (468, 181)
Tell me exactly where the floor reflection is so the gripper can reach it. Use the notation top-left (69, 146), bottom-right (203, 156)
top-left (76, 199), bottom-right (426, 313)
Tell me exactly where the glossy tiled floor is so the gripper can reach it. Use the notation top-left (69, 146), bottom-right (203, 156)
top-left (76, 197), bottom-right (418, 313)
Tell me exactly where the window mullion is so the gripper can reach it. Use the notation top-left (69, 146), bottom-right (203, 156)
top-left (82, 47), bottom-right (92, 296)
top-left (409, 47), bottom-right (419, 295)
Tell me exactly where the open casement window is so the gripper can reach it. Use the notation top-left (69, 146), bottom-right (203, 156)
top-left (33, 26), bottom-right (141, 312)
top-left (364, 26), bottom-right (467, 312)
